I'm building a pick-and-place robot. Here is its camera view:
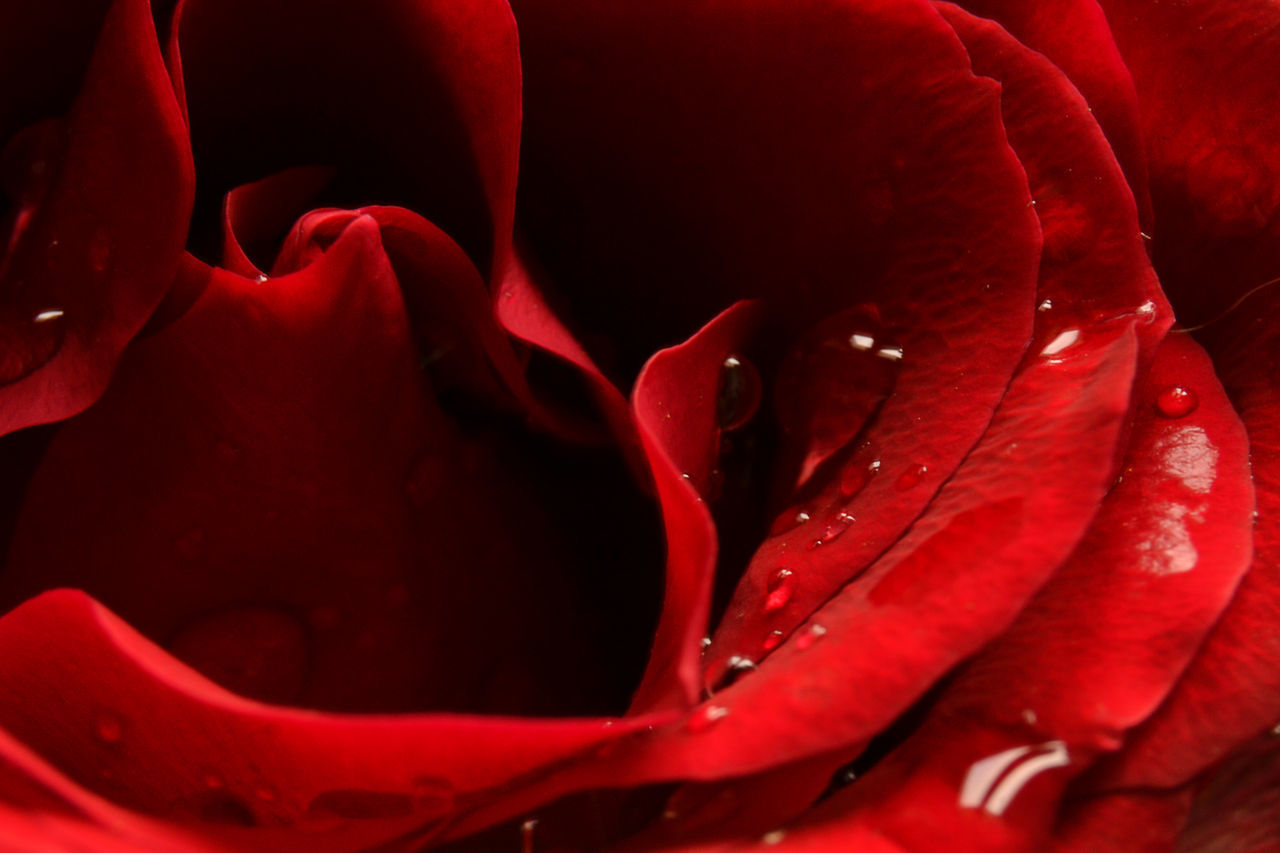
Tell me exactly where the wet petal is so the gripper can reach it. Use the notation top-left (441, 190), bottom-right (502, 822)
top-left (0, 0), bottom-right (193, 435)
top-left (629, 302), bottom-right (761, 711)
top-left (2, 217), bottom-right (658, 717)
top-left (708, 0), bottom-right (1166, 686)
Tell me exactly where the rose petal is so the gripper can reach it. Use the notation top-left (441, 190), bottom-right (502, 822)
top-left (0, 0), bottom-right (193, 435)
top-left (0, 589), bottom-right (673, 851)
top-left (509, 0), bottom-right (1040, 375)
top-left (708, 0), bottom-right (1167, 684)
top-left (763, 331), bottom-right (1250, 850)
top-left (581, 325), bottom-right (1138, 789)
top-left (1175, 731), bottom-right (1280, 853)
top-left (1052, 790), bottom-right (1193, 852)
top-left (1097, 0), bottom-right (1280, 326)
top-left (1092, 301), bottom-right (1280, 791)
top-left (627, 302), bottom-right (761, 712)
top-left (955, 0), bottom-right (1153, 230)
top-left (220, 166), bottom-right (336, 278)
top-left (0, 723), bottom-right (222, 852)
top-left (2, 217), bottom-right (658, 717)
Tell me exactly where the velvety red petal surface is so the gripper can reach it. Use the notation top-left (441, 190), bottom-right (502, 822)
top-left (748, 332), bottom-right (1250, 852)
top-left (706, 0), bottom-right (1163, 693)
top-left (955, 0), bottom-right (1153, 230)
top-left (1092, 308), bottom-right (1280, 793)
top-left (0, 0), bottom-right (193, 434)
top-left (0, 589), bottom-right (678, 852)
top-left (1097, 0), bottom-right (1280, 327)
top-left (629, 303), bottom-right (761, 711)
top-left (0, 724), bottom-right (222, 852)
top-left (1, 218), bottom-right (653, 717)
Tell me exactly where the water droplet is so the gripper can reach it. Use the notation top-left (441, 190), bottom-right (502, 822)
top-left (717, 354), bottom-right (762, 431)
top-left (764, 568), bottom-right (794, 612)
top-left (876, 345), bottom-right (904, 361)
top-left (255, 273), bottom-right (269, 284)
top-left (1155, 386), bottom-right (1198, 419)
top-left (849, 333), bottom-right (875, 351)
top-left (775, 305), bottom-right (902, 485)
top-left (686, 704), bottom-right (730, 733)
top-left (0, 299), bottom-right (68, 384)
top-left (1039, 329), bottom-right (1080, 358)
top-left (306, 789), bottom-right (414, 820)
top-left (95, 713), bottom-right (123, 744)
top-left (959, 741), bottom-right (1069, 816)
top-left (806, 512), bottom-right (854, 550)
top-left (712, 655), bottom-right (758, 691)
top-left (795, 624), bottom-right (827, 650)
top-left (87, 229), bottom-right (111, 272)
top-left (1037, 298), bottom-right (1053, 312)
top-left (521, 817), bottom-right (539, 853)
top-left (762, 630), bottom-right (785, 651)
top-left (895, 464), bottom-right (928, 491)
top-left (700, 636), bottom-right (713, 651)
top-left (1136, 300), bottom-right (1157, 317)
top-left (840, 457), bottom-right (880, 497)
top-left (769, 509), bottom-right (810, 537)
top-left (762, 830), bottom-right (786, 845)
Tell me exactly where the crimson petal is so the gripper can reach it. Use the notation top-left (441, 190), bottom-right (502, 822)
top-left (2, 218), bottom-right (649, 717)
top-left (629, 302), bottom-right (761, 712)
top-left (0, 0), bottom-right (193, 435)
top-left (770, 331), bottom-right (1250, 851)
top-left (0, 590), bottom-right (672, 851)
top-left (955, 0), bottom-right (1153, 230)
top-left (1097, 0), bottom-right (1280, 326)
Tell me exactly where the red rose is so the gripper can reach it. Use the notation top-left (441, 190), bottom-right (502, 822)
top-left (0, 0), bottom-right (1277, 850)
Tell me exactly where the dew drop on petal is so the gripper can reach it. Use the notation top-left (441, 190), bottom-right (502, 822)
top-left (1155, 386), bottom-right (1198, 419)
top-left (769, 509), bottom-right (811, 537)
top-left (1039, 329), bottom-right (1080, 358)
top-left (795, 624), bottom-right (827, 650)
top-left (762, 630), bottom-right (785, 652)
top-left (1037, 298), bottom-right (1053, 312)
top-left (806, 512), bottom-right (855, 550)
top-left (840, 457), bottom-right (880, 498)
top-left (686, 704), bottom-right (730, 733)
top-left (521, 818), bottom-right (539, 853)
top-left (775, 305), bottom-right (902, 484)
top-left (895, 464), bottom-right (928, 491)
top-left (717, 354), bottom-right (762, 431)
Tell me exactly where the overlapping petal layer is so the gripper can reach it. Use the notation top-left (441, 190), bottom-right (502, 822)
top-left (0, 0), bottom-right (192, 435)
